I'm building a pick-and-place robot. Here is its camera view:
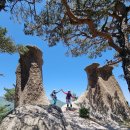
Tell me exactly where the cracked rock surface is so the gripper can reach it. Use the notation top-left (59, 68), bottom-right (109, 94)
top-left (0, 105), bottom-right (108, 130)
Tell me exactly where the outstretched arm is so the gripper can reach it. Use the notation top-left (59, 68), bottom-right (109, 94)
top-left (71, 95), bottom-right (76, 98)
top-left (56, 89), bottom-right (62, 93)
top-left (61, 89), bottom-right (67, 94)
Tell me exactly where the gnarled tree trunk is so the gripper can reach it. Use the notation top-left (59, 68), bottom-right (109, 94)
top-left (122, 52), bottom-right (130, 92)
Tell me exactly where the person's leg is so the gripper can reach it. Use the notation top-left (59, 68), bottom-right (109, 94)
top-left (66, 99), bottom-right (69, 107)
top-left (55, 98), bottom-right (57, 105)
top-left (53, 98), bottom-right (55, 105)
top-left (53, 98), bottom-right (57, 105)
top-left (68, 99), bottom-right (72, 107)
top-left (52, 96), bottom-right (55, 105)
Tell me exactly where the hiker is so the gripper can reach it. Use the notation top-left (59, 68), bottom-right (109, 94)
top-left (50, 89), bottom-right (61, 105)
top-left (61, 89), bottom-right (75, 108)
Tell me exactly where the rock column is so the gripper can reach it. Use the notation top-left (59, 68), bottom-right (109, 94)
top-left (84, 63), bottom-right (130, 121)
top-left (15, 46), bottom-right (49, 107)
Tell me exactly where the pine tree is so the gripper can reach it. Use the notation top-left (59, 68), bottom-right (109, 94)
top-left (5, 0), bottom-right (130, 92)
top-left (0, 27), bottom-right (17, 53)
top-left (4, 87), bottom-right (15, 102)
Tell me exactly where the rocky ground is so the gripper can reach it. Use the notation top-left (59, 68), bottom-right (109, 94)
top-left (0, 105), bottom-right (130, 130)
top-left (62, 104), bottom-right (130, 130)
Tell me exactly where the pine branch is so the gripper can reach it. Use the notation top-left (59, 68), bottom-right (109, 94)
top-left (61, 0), bottom-right (122, 53)
top-left (106, 58), bottom-right (122, 66)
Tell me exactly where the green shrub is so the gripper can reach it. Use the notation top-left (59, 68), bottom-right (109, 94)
top-left (4, 87), bottom-right (15, 102)
top-left (79, 107), bottom-right (89, 119)
top-left (0, 106), bottom-right (8, 122)
top-left (0, 113), bottom-right (6, 122)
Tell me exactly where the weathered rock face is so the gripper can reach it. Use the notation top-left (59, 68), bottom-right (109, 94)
top-left (1, 105), bottom-right (128, 130)
top-left (0, 105), bottom-right (68, 130)
top-left (15, 46), bottom-right (49, 107)
top-left (61, 63), bottom-right (130, 129)
top-left (0, 105), bottom-right (108, 130)
top-left (77, 63), bottom-right (130, 122)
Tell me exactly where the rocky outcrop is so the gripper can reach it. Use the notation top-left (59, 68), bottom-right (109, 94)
top-left (62, 108), bottom-right (128, 130)
top-left (0, 105), bottom-right (108, 130)
top-left (0, 105), bottom-right (68, 130)
top-left (1, 104), bottom-right (129, 130)
top-left (1, 61), bottom-right (130, 129)
top-left (15, 46), bottom-right (49, 107)
top-left (74, 63), bottom-right (130, 123)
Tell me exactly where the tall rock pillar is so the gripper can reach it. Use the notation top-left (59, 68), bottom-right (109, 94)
top-left (84, 63), bottom-right (130, 121)
top-left (15, 46), bottom-right (49, 107)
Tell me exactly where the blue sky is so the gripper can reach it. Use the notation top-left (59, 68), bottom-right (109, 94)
top-left (0, 11), bottom-right (130, 104)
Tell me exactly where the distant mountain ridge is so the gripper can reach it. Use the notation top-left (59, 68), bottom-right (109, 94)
top-left (0, 97), bottom-right (65, 108)
top-left (0, 97), bottom-right (14, 110)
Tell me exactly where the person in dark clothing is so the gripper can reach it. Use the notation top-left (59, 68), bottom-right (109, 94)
top-left (62, 89), bottom-right (75, 108)
top-left (50, 89), bottom-right (61, 105)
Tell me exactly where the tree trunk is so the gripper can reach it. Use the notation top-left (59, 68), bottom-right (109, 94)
top-left (118, 17), bottom-right (130, 92)
top-left (122, 53), bottom-right (130, 92)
